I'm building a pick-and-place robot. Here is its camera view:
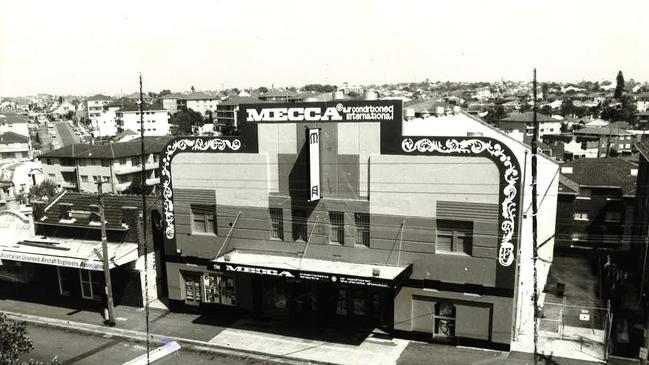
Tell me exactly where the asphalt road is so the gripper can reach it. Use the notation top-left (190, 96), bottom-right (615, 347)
top-left (21, 325), bottom-right (286, 365)
top-left (54, 121), bottom-right (80, 146)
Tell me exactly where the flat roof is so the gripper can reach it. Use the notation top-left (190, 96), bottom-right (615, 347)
top-left (0, 236), bottom-right (138, 271)
top-left (213, 250), bottom-right (411, 288)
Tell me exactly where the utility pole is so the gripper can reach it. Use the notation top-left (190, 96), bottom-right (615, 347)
top-left (532, 69), bottom-right (539, 364)
top-left (139, 73), bottom-right (151, 365)
top-left (97, 178), bottom-right (116, 326)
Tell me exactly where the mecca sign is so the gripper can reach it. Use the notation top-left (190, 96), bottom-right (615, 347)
top-left (308, 128), bottom-right (321, 202)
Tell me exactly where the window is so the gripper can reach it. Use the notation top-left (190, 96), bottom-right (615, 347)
top-left (203, 274), bottom-right (236, 306)
top-left (434, 302), bottom-right (456, 337)
top-left (329, 211), bottom-right (345, 244)
top-left (191, 204), bottom-right (216, 234)
top-left (81, 175), bottom-right (89, 183)
top-left (78, 159), bottom-right (87, 166)
top-left (79, 269), bottom-right (101, 301)
top-left (354, 213), bottom-right (369, 246)
top-left (153, 154), bottom-right (159, 163)
top-left (571, 232), bottom-right (588, 241)
top-left (101, 160), bottom-right (110, 167)
top-left (103, 176), bottom-right (110, 183)
top-left (131, 156), bottom-right (141, 166)
top-left (574, 211), bottom-right (589, 221)
top-left (292, 209), bottom-right (307, 241)
top-left (182, 272), bottom-right (202, 306)
top-left (269, 208), bottom-right (284, 240)
top-left (119, 158), bottom-right (127, 165)
top-left (436, 220), bottom-right (472, 254)
top-left (605, 211), bottom-right (622, 222)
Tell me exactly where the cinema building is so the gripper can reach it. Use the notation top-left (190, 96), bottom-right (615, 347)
top-left (160, 100), bottom-right (559, 351)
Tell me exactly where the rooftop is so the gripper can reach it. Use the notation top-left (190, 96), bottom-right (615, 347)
top-left (86, 94), bottom-right (112, 101)
top-left (500, 112), bottom-right (557, 123)
top-left (559, 157), bottom-right (637, 196)
top-left (0, 131), bottom-right (29, 144)
top-left (573, 126), bottom-right (634, 136)
top-left (39, 136), bottom-right (173, 160)
top-left (0, 112), bottom-right (29, 124)
top-left (40, 191), bottom-right (144, 230)
top-left (218, 96), bottom-right (264, 106)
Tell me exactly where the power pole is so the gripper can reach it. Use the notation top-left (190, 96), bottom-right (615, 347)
top-left (97, 178), bottom-right (116, 326)
top-left (139, 73), bottom-right (151, 365)
top-left (532, 69), bottom-right (539, 364)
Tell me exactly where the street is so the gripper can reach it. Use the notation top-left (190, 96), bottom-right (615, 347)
top-left (21, 325), bottom-right (287, 365)
top-left (38, 121), bottom-right (80, 152)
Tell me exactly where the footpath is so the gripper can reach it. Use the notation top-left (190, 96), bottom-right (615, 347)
top-left (0, 293), bottom-right (605, 365)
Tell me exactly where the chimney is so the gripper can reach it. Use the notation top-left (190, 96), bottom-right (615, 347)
top-left (59, 203), bottom-right (72, 220)
top-left (121, 206), bottom-right (140, 244)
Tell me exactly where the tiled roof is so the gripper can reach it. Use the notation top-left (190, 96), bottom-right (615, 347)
top-left (0, 112), bottom-right (29, 124)
top-left (41, 191), bottom-right (143, 230)
top-left (560, 157), bottom-right (637, 196)
top-left (0, 131), bottom-right (29, 144)
top-left (636, 140), bottom-right (649, 160)
top-left (218, 96), bottom-right (264, 106)
top-left (86, 94), bottom-right (112, 101)
top-left (500, 112), bottom-right (557, 123)
top-left (262, 89), bottom-right (297, 98)
top-left (39, 136), bottom-right (173, 159)
top-left (573, 126), bottom-right (634, 136)
top-left (609, 121), bottom-right (633, 130)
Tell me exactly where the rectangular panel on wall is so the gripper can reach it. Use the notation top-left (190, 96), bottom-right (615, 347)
top-left (174, 188), bottom-right (216, 234)
top-left (455, 303), bottom-right (491, 341)
top-left (436, 201), bottom-right (499, 222)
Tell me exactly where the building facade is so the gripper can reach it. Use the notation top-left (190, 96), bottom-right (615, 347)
top-left (0, 192), bottom-right (161, 308)
top-left (573, 126), bottom-right (635, 157)
top-left (116, 104), bottom-right (170, 136)
top-left (159, 101), bottom-right (558, 351)
top-left (40, 137), bottom-right (172, 193)
top-left (86, 94), bottom-right (112, 121)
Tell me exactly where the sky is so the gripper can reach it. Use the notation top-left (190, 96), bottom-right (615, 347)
top-left (1, 0), bottom-right (648, 96)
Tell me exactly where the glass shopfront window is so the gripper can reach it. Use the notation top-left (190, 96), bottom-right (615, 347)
top-left (203, 273), bottom-right (236, 306)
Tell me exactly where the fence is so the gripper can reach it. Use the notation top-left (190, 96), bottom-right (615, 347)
top-left (539, 298), bottom-right (613, 360)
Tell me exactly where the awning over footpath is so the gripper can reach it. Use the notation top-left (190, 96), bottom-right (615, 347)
top-left (211, 250), bottom-right (412, 289)
top-left (0, 236), bottom-right (139, 271)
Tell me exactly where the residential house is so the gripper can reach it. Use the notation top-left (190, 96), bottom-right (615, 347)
top-left (498, 112), bottom-right (562, 138)
top-left (573, 126), bottom-right (635, 157)
top-left (0, 132), bottom-right (31, 160)
top-left (0, 112), bottom-right (30, 137)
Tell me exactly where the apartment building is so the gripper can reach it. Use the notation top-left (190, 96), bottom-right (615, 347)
top-left (573, 126), bottom-right (635, 157)
top-left (116, 103), bottom-right (170, 136)
top-left (86, 94), bottom-right (112, 120)
top-left (39, 136), bottom-right (172, 193)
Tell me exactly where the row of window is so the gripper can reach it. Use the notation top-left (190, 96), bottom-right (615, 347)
top-left (190, 205), bottom-right (472, 254)
top-left (81, 175), bottom-right (110, 184)
top-left (573, 211), bottom-right (621, 222)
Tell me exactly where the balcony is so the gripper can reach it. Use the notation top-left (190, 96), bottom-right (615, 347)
top-left (61, 180), bottom-right (77, 189)
top-left (113, 162), bottom-right (158, 175)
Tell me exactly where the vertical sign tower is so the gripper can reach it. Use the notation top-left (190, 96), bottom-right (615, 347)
top-left (307, 128), bottom-right (321, 202)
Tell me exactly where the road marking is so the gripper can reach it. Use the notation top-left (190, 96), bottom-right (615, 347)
top-left (123, 341), bottom-right (181, 365)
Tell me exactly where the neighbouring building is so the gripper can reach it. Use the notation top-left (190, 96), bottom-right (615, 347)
top-left (0, 112), bottom-right (30, 137)
top-left (258, 89), bottom-right (297, 103)
top-left (159, 100), bottom-right (558, 352)
top-left (86, 94), bottom-right (112, 121)
top-left (214, 96), bottom-right (263, 133)
top-left (573, 126), bottom-right (635, 157)
top-left (0, 192), bottom-right (163, 308)
top-left (633, 140), bottom-right (649, 296)
top-left (498, 112), bottom-right (562, 138)
top-left (556, 158), bottom-right (637, 252)
top-left (115, 103), bottom-right (170, 136)
top-left (0, 131), bottom-right (31, 160)
top-left (39, 136), bottom-right (172, 193)
top-left (184, 93), bottom-right (219, 117)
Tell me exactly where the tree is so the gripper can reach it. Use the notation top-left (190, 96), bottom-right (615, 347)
top-left (615, 70), bottom-right (625, 99)
top-left (0, 313), bottom-right (33, 364)
top-left (190, 85), bottom-right (195, 93)
top-left (257, 87), bottom-right (269, 94)
top-left (541, 83), bottom-right (549, 99)
top-left (28, 180), bottom-right (59, 202)
top-left (57, 96), bottom-right (63, 105)
top-left (158, 89), bottom-right (172, 97)
top-left (122, 180), bottom-right (154, 195)
top-left (169, 109), bottom-right (204, 135)
top-left (560, 99), bottom-right (577, 117)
